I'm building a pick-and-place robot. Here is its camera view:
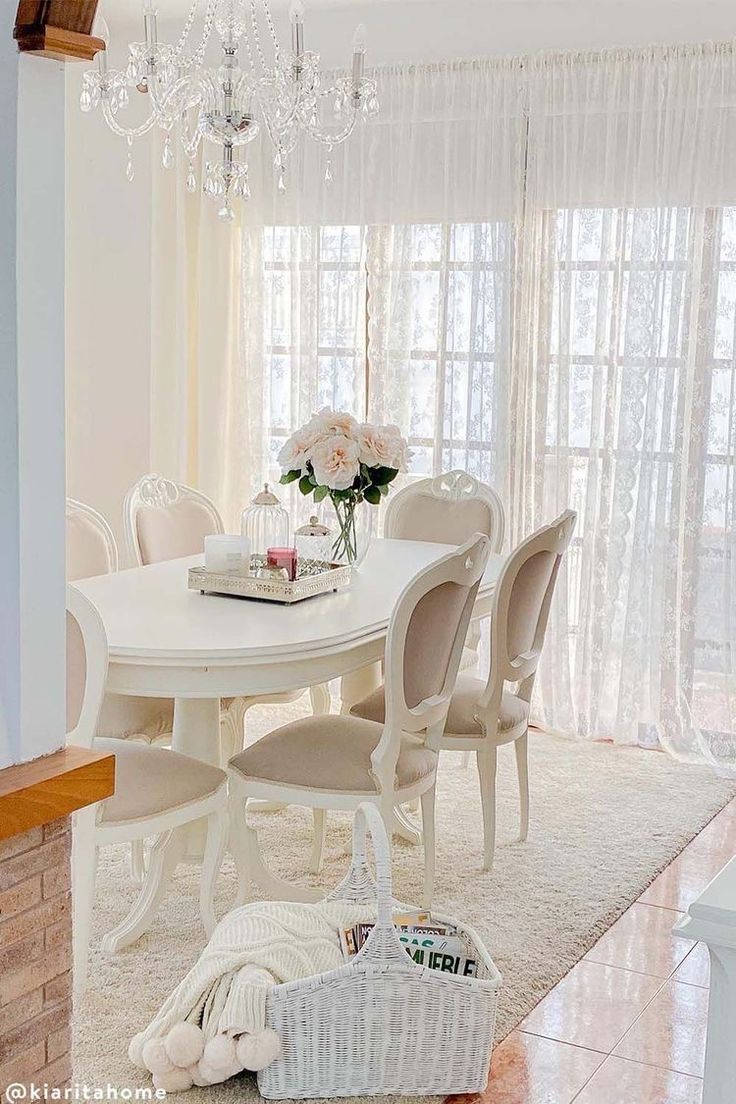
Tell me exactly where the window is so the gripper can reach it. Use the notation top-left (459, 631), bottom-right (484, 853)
top-left (261, 221), bottom-right (513, 489)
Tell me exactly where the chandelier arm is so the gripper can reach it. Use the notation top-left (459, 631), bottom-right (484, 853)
top-left (302, 100), bottom-right (360, 146)
top-left (151, 72), bottom-right (203, 122)
top-left (100, 98), bottom-right (159, 139)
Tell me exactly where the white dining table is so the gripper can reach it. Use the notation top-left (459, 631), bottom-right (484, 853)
top-left (73, 537), bottom-right (502, 873)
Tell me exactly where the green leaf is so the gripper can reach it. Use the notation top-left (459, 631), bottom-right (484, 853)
top-left (280, 470), bottom-right (300, 484)
top-left (314, 485), bottom-right (329, 503)
top-left (379, 483), bottom-right (390, 496)
top-left (299, 475), bottom-right (314, 496)
top-left (364, 485), bottom-right (382, 506)
top-left (371, 466), bottom-right (399, 485)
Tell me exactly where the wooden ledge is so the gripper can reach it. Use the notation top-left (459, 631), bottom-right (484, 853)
top-left (14, 2), bottom-right (105, 63)
top-left (0, 747), bottom-right (115, 841)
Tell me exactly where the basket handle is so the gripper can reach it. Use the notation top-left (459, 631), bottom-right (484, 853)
top-left (330, 804), bottom-right (412, 967)
top-left (350, 804), bottom-right (395, 929)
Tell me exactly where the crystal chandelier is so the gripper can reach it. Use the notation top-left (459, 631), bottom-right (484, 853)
top-left (80, 0), bottom-right (378, 221)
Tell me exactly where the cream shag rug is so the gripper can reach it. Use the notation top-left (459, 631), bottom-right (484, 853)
top-left (74, 696), bottom-right (736, 1101)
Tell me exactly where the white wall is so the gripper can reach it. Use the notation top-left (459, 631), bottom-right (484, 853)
top-left (65, 71), bottom-right (152, 557)
top-left (1, 41), bottom-right (67, 768)
top-left (65, 0), bottom-right (736, 547)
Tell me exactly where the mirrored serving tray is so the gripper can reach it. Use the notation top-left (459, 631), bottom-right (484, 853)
top-left (188, 555), bottom-right (351, 604)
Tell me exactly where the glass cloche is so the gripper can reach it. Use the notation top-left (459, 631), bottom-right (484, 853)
top-left (241, 484), bottom-right (289, 557)
top-left (294, 515), bottom-right (332, 565)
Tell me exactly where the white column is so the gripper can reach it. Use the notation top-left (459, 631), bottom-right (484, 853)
top-left (675, 856), bottom-right (736, 1104)
top-left (0, 18), bottom-right (66, 769)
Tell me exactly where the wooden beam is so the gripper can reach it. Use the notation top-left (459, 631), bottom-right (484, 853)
top-left (14, 1), bottom-right (105, 63)
top-left (0, 747), bottom-right (115, 840)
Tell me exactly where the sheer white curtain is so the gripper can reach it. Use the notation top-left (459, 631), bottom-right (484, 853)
top-left (149, 44), bottom-right (736, 767)
top-left (517, 46), bottom-right (736, 766)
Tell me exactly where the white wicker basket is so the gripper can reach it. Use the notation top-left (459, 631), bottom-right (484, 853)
top-left (258, 804), bottom-right (501, 1099)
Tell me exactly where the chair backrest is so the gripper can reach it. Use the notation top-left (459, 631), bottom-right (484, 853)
top-left (66, 584), bottom-right (108, 748)
top-left (384, 470), bottom-right (505, 553)
top-left (124, 474), bottom-right (223, 566)
top-left (66, 498), bottom-right (118, 581)
top-left (478, 510), bottom-right (577, 715)
top-left (370, 533), bottom-right (491, 793)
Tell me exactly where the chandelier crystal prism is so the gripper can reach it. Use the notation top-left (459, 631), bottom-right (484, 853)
top-left (81, 0), bottom-right (378, 221)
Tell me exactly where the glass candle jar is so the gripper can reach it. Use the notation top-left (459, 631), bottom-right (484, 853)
top-left (267, 546), bottom-right (298, 582)
top-left (241, 484), bottom-right (290, 556)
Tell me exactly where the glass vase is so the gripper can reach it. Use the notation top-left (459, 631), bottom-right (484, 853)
top-left (328, 495), bottom-right (373, 569)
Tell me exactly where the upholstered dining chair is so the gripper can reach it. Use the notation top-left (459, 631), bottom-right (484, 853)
top-left (123, 474), bottom-right (331, 764)
top-left (67, 585), bottom-right (228, 995)
top-left (352, 510), bottom-right (577, 872)
top-left (67, 497), bottom-right (175, 749)
top-left (339, 470), bottom-right (505, 715)
top-left (227, 532), bottom-right (492, 908)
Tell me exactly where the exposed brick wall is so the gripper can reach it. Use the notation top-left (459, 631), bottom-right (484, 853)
top-left (0, 819), bottom-right (72, 1094)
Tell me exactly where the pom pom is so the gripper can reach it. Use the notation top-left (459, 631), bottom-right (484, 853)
top-left (236, 1028), bottom-right (282, 1071)
top-left (197, 1058), bottom-right (240, 1086)
top-left (142, 1037), bottom-right (175, 1076)
top-left (152, 1067), bottom-right (194, 1093)
top-left (203, 1034), bottom-right (238, 1074)
top-left (190, 1064), bottom-right (212, 1088)
top-left (164, 1022), bottom-right (205, 1068)
top-left (128, 1032), bottom-right (146, 1069)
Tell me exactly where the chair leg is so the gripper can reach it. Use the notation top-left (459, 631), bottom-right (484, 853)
top-left (72, 806), bottom-right (99, 998)
top-left (130, 839), bottom-right (147, 886)
top-left (309, 684), bottom-right (331, 716)
top-left (476, 745), bottom-right (498, 872)
top-left (199, 806), bottom-right (228, 937)
top-left (100, 829), bottom-right (183, 953)
top-left (515, 730), bottom-right (530, 842)
top-left (420, 787), bottom-right (436, 909)
top-left (228, 794), bottom-right (251, 907)
top-left (309, 807), bottom-right (327, 874)
top-left (230, 792), bottom-right (321, 903)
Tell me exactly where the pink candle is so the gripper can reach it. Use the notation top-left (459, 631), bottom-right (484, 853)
top-left (267, 546), bottom-right (297, 582)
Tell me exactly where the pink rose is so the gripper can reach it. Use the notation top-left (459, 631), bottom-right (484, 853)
top-left (357, 423), bottom-right (409, 472)
top-left (310, 434), bottom-right (360, 491)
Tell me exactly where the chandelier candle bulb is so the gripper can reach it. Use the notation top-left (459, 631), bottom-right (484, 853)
top-left (290, 0), bottom-right (305, 59)
top-left (352, 24), bottom-right (366, 86)
top-left (143, 1), bottom-right (158, 47)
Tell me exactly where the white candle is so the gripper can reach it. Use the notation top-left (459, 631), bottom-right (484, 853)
top-left (290, 0), bottom-right (305, 57)
top-left (205, 534), bottom-right (251, 575)
top-left (352, 24), bottom-right (366, 85)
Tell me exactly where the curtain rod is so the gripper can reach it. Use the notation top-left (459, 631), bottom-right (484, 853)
top-left (364, 37), bottom-right (736, 80)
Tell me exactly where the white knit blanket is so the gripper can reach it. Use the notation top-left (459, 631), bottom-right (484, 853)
top-left (129, 898), bottom-right (379, 1090)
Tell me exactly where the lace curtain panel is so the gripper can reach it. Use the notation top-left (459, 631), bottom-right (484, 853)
top-left (150, 44), bottom-right (736, 768)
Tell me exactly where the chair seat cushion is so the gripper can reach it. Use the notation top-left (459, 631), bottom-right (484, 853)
top-left (97, 694), bottom-right (175, 742)
top-left (443, 676), bottom-right (529, 738)
top-left (351, 675), bottom-right (529, 741)
top-left (94, 738), bottom-right (226, 824)
top-left (229, 715), bottom-right (436, 794)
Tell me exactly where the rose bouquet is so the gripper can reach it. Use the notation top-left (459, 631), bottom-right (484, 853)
top-left (278, 409), bottom-right (410, 566)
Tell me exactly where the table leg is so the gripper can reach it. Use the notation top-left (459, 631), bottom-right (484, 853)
top-left (172, 697), bottom-right (222, 860)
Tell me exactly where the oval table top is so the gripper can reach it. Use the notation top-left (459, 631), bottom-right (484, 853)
top-left (73, 538), bottom-right (503, 665)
